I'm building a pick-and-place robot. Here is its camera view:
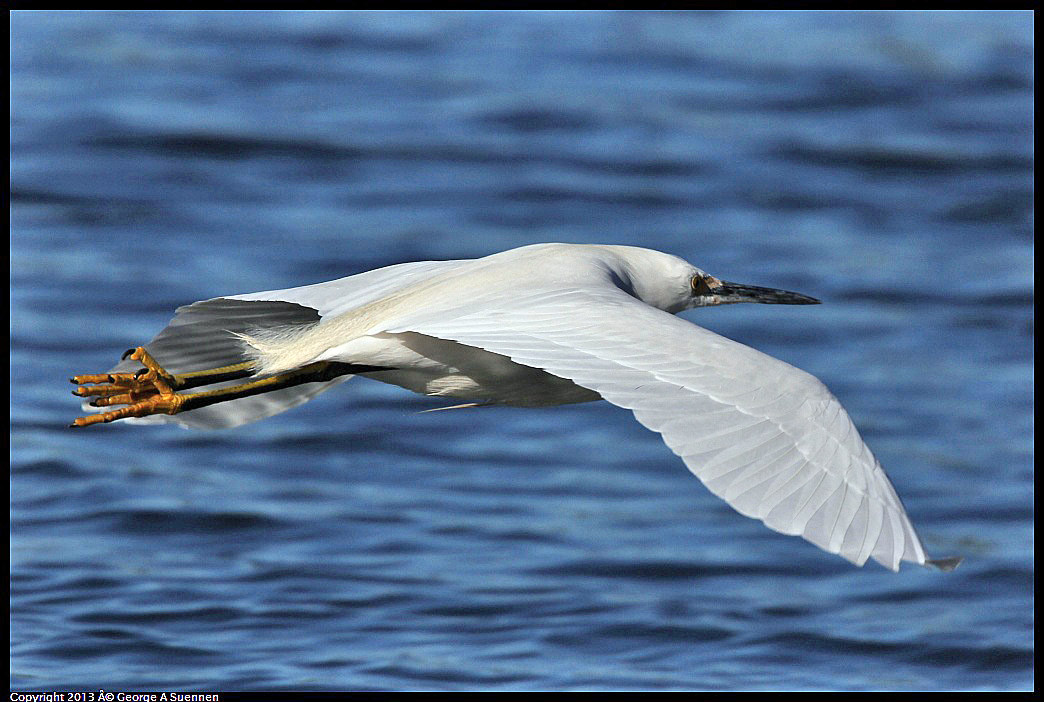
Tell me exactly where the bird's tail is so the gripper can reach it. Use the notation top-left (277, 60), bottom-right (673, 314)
top-left (82, 298), bottom-right (349, 429)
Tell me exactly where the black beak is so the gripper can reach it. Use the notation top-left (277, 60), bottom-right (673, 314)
top-left (712, 281), bottom-right (820, 305)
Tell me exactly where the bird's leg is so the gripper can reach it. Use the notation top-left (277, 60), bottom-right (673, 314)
top-left (173, 361), bottom-right (260, 389)
top-left (70, 351), bottom-right (389, 427)
top-left (70, 346), bottom-right (257, 426)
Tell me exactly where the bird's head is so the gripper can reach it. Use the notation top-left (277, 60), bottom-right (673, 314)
top-left (605, 246), bottom-right (820, 313)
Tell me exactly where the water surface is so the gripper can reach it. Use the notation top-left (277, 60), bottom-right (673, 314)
top-left (11, 10), bottom-right (1033, 691)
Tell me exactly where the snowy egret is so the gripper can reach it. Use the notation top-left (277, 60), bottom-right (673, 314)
top-left (70, 243), bottom-right (960, 572)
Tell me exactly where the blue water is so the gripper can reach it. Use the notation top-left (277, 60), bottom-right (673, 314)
top-left (10, 11), bottom-right (1033, 692)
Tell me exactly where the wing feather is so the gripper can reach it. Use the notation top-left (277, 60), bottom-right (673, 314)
top-left (229, 259), bottom-right (469, 320)
top-left (383, 286), bottom-right (938, 570)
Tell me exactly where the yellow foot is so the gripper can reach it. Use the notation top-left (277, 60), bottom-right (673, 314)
top-left (70, 392), bottom-right (187, 427)
top-left (70, 347), bottom-right (183, 427)
top-left (70, 352), bottom-right (369, 428)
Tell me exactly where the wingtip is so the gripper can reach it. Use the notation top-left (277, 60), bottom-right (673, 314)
top-left (926, 556), bottom-right (963, 572)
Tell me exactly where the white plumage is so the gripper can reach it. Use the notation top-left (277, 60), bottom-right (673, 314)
top-left (83, 243), bottom-right (960, 572)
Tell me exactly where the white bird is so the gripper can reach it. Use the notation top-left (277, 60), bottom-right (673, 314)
top-left (70, 243), bottom-right (960, 572)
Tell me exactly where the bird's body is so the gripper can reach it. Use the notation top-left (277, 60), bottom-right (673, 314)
top-left (230, 243), bottom-right (689, 407)
top-left (71, 243), bottom-right (960, 573)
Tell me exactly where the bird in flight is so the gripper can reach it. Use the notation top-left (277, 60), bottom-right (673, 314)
top-left (70, 243), bottom-right (960, 572)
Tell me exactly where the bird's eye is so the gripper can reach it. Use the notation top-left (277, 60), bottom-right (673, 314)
top-left (691, 275), bottom-right (713, 296)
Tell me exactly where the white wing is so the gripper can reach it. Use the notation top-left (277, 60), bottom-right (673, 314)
top-left (381, 284), bottom-right (951, 571)
top-left (228, 259), bottom-right (470, 320)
